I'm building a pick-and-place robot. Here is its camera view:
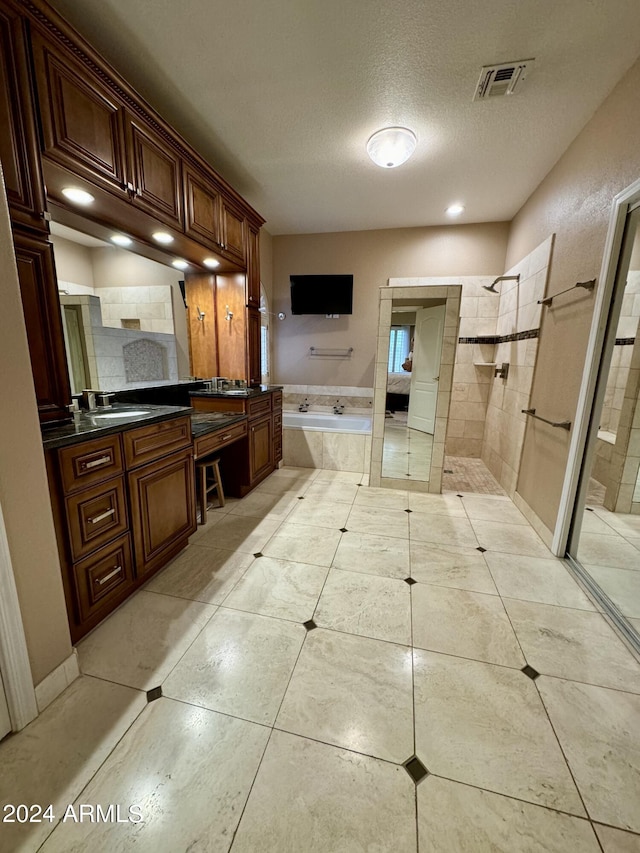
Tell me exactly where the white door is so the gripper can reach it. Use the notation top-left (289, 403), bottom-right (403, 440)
top-left (0, 670), bottom-right (10, 740)
top-left (408, 305), bottom-right (445, 434)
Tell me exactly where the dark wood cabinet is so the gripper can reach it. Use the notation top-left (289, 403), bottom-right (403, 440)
top-left (13, 231), bottom-right (71, 423)
top-left (184, 164), bottom-right (222, 247)
top-left (247, 307), bottom-right (262, 386)
top-left (128, 446), bottom-right (195, 579)
top-left (46, 415), bottom-right (196, 641)
top-left (190, 389), bottom-right (282, 496)
top-left (126, 114), bottom-right (182, 229)
top-left (220, 196), bottom-right (247, 264)
top-left (247, 224), bottom-right (261, 308)
top-left (31, 29), bottom-right (128, 197)
top-left (0, 4), bottom-right (46, 229)
top-left (248, 413), bottom-right (273, 482)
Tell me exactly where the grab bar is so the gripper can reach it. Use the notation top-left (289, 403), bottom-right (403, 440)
top-left (522, 408), bottom-right (571, 430)
top-left (538, 279), bottom-right (595, 306)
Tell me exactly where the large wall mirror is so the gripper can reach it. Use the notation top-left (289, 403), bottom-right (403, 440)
top-left (49, 221), bottom-right (190, 395)
top-left (370, 284), bottom-right (461, 492)
top-left (567, 203), bottom-right (640, 651)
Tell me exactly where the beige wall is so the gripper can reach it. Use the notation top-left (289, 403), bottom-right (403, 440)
top-left (272, 223), bottom-right (508, 387)
top-left (509, 57), bottom-right (640, 533)
top-left (0, 174), bottom-right (72, 686)
top-left (51, 235), bottom-right (95, 289)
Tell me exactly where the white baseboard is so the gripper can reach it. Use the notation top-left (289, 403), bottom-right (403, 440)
top-left (35, 649), bottom-right (80, 713)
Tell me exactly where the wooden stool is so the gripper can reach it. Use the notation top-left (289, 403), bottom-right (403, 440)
top-left (195, 456), bottom-right (225, 524)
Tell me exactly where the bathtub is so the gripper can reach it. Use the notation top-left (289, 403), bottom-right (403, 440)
top-left (282, 411), bottom-right (372, 473)
top-left (282, 412), bottom-right (371, 434)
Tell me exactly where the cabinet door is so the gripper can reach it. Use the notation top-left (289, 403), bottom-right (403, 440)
top-left (247, 225), bottom-right (261, 308)
top-left (30, 30), bottom-right (127, 196)
top-left (248, 413), bottom-right (272, 484)
top-left (185, 273), bottom-right (218, 378)
top-left (128, 447), bottom-right (196, 578)
top-left (0, 7), bottom-right (46, 228)
top-left (13, 231), bottom-right (71, 423)
top-left (247, 306), bottom-right (262, 387)
top-left (220, 196), bottom-right (246, 264)
top-left (126, 114), bottom-right (182, 230)
top-left (184, 165), bottom-right (222, 247)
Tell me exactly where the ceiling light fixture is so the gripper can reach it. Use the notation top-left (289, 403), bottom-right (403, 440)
top-left (61, 187), bottom-right (95, 206)
top-left (366, 127), bottom-right (417, 169)
top-left (172, 259), bottom-right (189, 270)
top-left (110, 234), bottom-right (132, 247)
top-left (203, 257), bottom-right (220, 269)
top-left (152, 231), bottom-right (174, 245)
top-left (446, 203), bottom-right (465, 217)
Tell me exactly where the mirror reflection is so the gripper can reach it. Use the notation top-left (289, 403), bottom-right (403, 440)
top-left (50, 222), bottom-right (190, 395)
top-left (382, 298), bottom-right (446, 482)
top-left (573, 210), bottom-right (640, 629)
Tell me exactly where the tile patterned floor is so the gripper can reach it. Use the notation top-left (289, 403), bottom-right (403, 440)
top-left (443, 454), bottom-right (508, 495)
top-left (382, 415), bottom-right (433, 480)
top-left (2, 466), bottom-right (640, 852)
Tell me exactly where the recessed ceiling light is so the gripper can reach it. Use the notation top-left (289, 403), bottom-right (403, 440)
top-left (366, 127), bottom-right (417, 168)
top-left (110, 234), bottom-right (132, 247)
top-left (203, 257), bottom-right (220, 269)
top-left (152, 231), bottom-right (174, 245)
top-left (172, 259), bottom-right (189, 270)
top-left (61, 187), bottom-right (95, 206)
top-left (446, 203), bottom-right (465, 217)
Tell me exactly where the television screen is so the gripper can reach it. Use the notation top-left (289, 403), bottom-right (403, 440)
top-left (290, 275), bottom-right (353, 315)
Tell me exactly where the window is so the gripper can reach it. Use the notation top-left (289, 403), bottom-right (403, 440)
top-left (388, 326), bottom-right (410, 372)
top-left (260, 284), bottom-right (270, 383)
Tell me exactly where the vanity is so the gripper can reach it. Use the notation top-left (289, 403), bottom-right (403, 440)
top-left (42, 396), bottom-right (277, 642)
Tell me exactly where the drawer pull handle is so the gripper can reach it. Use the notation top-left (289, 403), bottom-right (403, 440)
top-left (82, 455), bottom-right (111, 470)
top-left (95, 566), bottom-right (122, 585)
top-left (221, 433), bottom-right (232, 440)
top-left (88, 508), bottom-right (116, 524)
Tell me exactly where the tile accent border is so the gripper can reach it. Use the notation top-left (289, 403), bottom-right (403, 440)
top-left (458, 328), bottom-right (540, 345)
top-left (34, 649), bottom-right (80, 713)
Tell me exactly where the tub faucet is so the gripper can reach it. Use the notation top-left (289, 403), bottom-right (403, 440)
top-left (298, 398), bottom-right (309, 412)
top-left (333, 402), bottom-right (344, 415)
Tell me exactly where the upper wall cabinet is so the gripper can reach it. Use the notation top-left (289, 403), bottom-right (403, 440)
top-left (30, 29), bottom-right (128, 197)
top-left (220, 196), bottom-right (247, 264)
top-left (0, 4), bottom-right (46, 229)
top-left (125, 114), bottom-right (182, 230)
top-left (184, 163), bottom-right (222, 247)
top-left (247, 224), bottom-right (260, 308)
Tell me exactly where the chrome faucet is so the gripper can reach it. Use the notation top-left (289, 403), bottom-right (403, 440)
top-left (298, 398), bottom-right (310, 412)
top-left (333, 401), bottom-right (344, 415)
top-left (81, 389), bottom-right (98, 411)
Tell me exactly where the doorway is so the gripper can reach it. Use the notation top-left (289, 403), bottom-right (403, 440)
top-left (561, 184), bottom-right (640, 653)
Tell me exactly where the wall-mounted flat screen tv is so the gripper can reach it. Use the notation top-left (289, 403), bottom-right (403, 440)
top-left (290, 274), bottom-right (353, 315)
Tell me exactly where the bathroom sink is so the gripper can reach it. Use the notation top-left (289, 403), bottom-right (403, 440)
top-left (220, 390), bottom-right (248, 396)
top-left (90, 409), bottom-right (151, 420)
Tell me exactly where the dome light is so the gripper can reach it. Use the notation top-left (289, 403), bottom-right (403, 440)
top-left (152, 231), bottom-right (174, 245)
top-left (172, 259), bottom-right (189, 270)
top-left (366, 127), bottom-right (417, 169)
top-left (110, 234), bottom-right (132, 247)
top-left (61, 187), bottom-right (95, 206)
top-left (203, 257), bottom-right (220, 269)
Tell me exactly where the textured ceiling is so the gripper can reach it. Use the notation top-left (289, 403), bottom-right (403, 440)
top-left (48, 0), bottom-right (640, 235)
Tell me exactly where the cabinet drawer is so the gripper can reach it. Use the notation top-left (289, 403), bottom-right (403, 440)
top-left (272, 390), bottom-right (283, 410)
top-left (73, 533), bottom-right (133, 623)
top-left (59, 434), bottom-right (123, 494)
top-left (274, 437), bottom-right (283, 463)
top-left (66, 476), bottom-right (128, 561)
top-left (194, 420), bottom-right (247, 459)
top-left (273, 412), bottom-right (282, 432)
top-left (247, 395), bottom-right (272, 419)
top-left (124, 416), bottom-right (192, 469)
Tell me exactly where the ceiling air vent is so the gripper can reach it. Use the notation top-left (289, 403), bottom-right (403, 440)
top-left (473, 59), bottom-right (534, 101)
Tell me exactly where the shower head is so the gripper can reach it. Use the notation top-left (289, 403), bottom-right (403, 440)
top-left (482, 274), bottom-right (521, 294)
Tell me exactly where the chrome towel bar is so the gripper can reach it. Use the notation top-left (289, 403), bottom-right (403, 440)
top-left (522, 408), bottom-right (571, 430)
top-left (538, 279), bottom-right (595, 306)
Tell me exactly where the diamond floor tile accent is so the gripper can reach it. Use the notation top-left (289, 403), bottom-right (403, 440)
top-left (404, 756), bottom-right (429, 784)
top-left (522, 664), bottom-right (540, 680)
top-left (404, 577), bottom-right (417, 586)
top-left (303, 619), bottom-right (317, 631)
top-left (146, 686), bottom-right (162, 702)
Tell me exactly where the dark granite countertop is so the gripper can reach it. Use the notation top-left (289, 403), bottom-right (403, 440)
top-left (41, 404), bottom-right (194, 450)
top-left (190, 412), bottom-right (248, 438)
top-left (189, 384), bottom-right (283, 400)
